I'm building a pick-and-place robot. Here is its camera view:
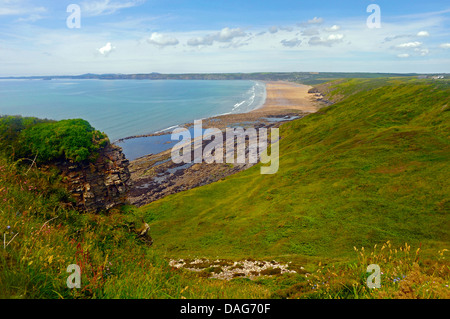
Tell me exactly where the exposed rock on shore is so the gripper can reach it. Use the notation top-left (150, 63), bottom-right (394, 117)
top-left (127, 118), bottom-right (287, 207)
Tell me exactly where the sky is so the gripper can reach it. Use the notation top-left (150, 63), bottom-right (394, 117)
top-left (0, 0), bottom-right (449, 76)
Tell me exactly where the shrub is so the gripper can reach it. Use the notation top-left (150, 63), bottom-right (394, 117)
top-left (0, 116), bottom-right (109, 163)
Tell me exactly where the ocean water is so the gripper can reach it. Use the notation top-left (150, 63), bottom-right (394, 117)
top-left (0, 79), bottom-right (266, 142)
top-left (116, 126), bottom-right (205, 161)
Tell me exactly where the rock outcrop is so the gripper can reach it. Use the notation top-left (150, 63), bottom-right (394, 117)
top-left (48, 144), bottom-right (131, 212)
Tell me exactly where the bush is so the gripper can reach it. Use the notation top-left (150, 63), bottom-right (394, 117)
top-left (0, 115), bottom-right (53, 157)
top-left (0, 116), bottom-right (109, 163)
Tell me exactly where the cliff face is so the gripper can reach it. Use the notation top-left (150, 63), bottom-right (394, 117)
top-left (51, 144), bottom-right (131, 212)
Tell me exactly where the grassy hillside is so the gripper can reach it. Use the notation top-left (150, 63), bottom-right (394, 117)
top-left (140, 78), bottom-right (449, 263)
top-left (1, 78), bottom-right (448, 299)
top-left (0, 128), bottom-right (271, 299)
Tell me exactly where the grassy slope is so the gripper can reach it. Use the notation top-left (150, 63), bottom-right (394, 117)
top-left (140, 78), bottom-right (450, 264)
top-left (1, 77), bottom-right (449, 299)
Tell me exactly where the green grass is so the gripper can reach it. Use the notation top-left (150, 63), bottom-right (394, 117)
top-left (0, 156), bottom-right (271, 298)
top-left (140, 78), bottom-right (450, 264)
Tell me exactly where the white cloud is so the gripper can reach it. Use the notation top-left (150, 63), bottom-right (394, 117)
top-left (216, 27), bottom-right (246, 42)
top-left (298, 17), bottom-right (324, 28)
top-left (187, 36), bottom-right (212, 46)
top-left (147, 32), bottom-right (179, 47)
top-left (187, 27), bottom-right (247, 47)
top-left (98, 42), bottom-right (114, 56)
top-left (309, 34), bottom-right (344, 47)
top-left (397, 53), bottom-right (410, 58)
top-left (280, 38), bottom-right (302, 47)
top-left (384, 34), bottom-right (412, 42)
top-left (279, 26), bottom-right (294, 32)
top-left (301, 28), bottom-right (320, 36)
top-left (15, 13), bottom-right (45, 22)
top-left (0, 1), bottom-right (46, 19)
top-left (417, 31), bottom-right (430, 37)
top-left (0, 7), bottom-right (21, 15)
top-left (325, 25), bottom-right (340, 32)
top-left (396, 41), bottom-right (422, 48)
top-left (82, 0), bottom-right (144, 17)
top-left (327, 34), bottom-right (344, 41)
top-left (439, 43), bottom-right (450, 49)
top-left (307, 17), bottom-right (323, 25)
top-left (415, 48), bottom-right (429, 56)
top-left (268, 26), bottom-right (278, 34)
top-left (385, 31), bottom-right (429, 42)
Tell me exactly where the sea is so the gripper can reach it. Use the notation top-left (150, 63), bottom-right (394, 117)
top-left (0, 79), bottom-right (266, 160)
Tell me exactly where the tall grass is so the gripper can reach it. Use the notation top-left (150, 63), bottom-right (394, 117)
top-left (277, 241), bottom-right (450, 299)
top-left (0, 155), bottom-right (270, 298)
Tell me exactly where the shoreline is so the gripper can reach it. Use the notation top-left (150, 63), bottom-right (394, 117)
top-left (125, 81), bottom-right (328, 206)
top-left (114, 80), bottom-right (267, 144)
top-left (114, 81), bottom-right (322, 144)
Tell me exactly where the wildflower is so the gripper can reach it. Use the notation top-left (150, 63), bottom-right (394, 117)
top-left (6, 226), bottom-right (10, 229)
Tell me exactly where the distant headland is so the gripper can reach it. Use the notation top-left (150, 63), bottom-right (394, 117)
top-left (2, 71), bottom-right (446, 85)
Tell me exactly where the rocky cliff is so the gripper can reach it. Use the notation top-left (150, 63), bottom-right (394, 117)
top-left (47, 144), bottom-right (131, 212)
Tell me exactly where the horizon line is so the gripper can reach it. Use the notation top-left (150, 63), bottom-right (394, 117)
top-left (1, 71), bottom-right (448, 79)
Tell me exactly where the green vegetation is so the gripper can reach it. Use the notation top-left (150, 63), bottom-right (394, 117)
top-left (0, 77), bottom-right (449, 298)
top-left (0, 155), bottom-right (271, 298)
top-left (0, 116), bottom-right (109, 163)
top-left (140, 78), bottom-right (449, 263)
top-left (0, 115), bottom-right (52, 151)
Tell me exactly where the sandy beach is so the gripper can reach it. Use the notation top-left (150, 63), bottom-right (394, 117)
top-left (116, 80), bottom-right (323, 142)
top-left (125, 81), bottom-right (327, 206)
top-left (190, 81), bottom-right (323, 131)
top-left (253, 81), bottom-right (321, 113)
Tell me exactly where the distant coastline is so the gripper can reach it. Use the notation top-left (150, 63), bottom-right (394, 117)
top-left (0, 71), bottom-right (432, 86)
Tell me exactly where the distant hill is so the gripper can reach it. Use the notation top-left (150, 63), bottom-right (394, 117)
top-left (2, 72), bottom-right (445, 85)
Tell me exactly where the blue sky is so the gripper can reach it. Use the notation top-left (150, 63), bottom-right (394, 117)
top-left (0, 0), bottom-right (449, 76)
